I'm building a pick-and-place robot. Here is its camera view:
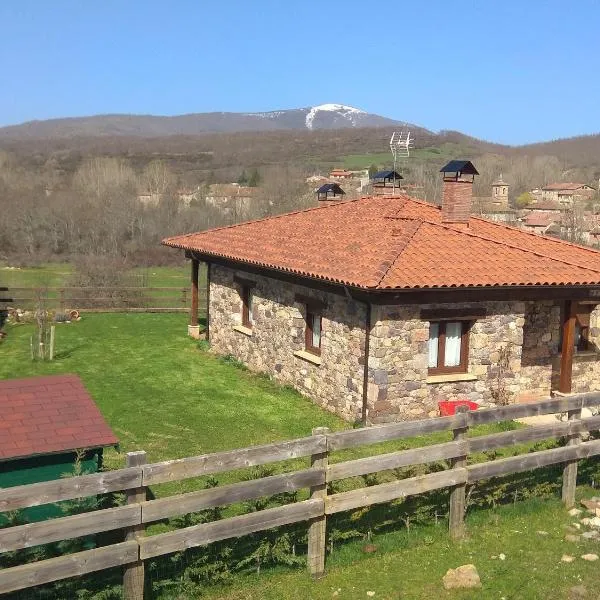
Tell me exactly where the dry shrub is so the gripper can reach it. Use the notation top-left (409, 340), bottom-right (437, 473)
top-left (68, 256), bottom-right (148, 309)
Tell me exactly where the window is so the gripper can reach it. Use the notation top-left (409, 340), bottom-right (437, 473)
top-left (428, 320), bottom-right (470, 374)
top-left (305, 310), bottom-right (322, 356)
top-left (241, 286), bottom-right (253, 328)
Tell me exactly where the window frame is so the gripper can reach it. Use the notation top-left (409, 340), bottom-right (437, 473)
top-left (305, 310), bottom-right (322, 356)
top-left (427, 320), bottom-right (470, 375)
top-left (241, 285), bottom-right (253, 329)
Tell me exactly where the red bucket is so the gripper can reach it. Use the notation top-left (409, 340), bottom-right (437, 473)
top-left (438, 400), bottom-right (479, 416)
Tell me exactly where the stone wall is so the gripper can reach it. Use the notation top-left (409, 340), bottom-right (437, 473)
top-left (208, 264), bottom-right (600, 423)
top-left (208, 265), bottom-right (367, 422)
top-left (520, 301), bottom-right (600, 398)
top-left (366, 302), bottom-right (526, 423)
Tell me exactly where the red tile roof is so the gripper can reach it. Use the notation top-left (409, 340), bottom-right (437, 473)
top-left (163, 195), bottom-right (600, 290)
top-left (0, 374), bottom-right (118, 461)
top-left (522, 212), bottom-right (558, 228)
top-left (543, 182), bottom-right (591, 191)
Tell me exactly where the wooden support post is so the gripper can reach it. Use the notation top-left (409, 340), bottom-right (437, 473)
top-left (59, 288), bottom-right (65, 312)
top-left (562, 407), bottom-right (582, 508)
top-left (449, 406), bottom-right (469, 540)
top-left (123, 451), bottom-right (147, 600)
top-left (190, 259), bottom-right (199, 328)
top-left (559, 300), bottom-right (577, 394)
top-left (307, 427), bottom-right (329, 579)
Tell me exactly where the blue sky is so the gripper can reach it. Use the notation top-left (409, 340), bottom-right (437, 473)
top-left (1, 0), bottom-right (599, 144)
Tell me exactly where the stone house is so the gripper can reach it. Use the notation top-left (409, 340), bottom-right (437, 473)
top-left (541, 183), bottom-right (595, 206)
top-left (164, 160), bottom-right (600, 424)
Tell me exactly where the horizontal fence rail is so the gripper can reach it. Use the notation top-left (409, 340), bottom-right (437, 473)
top-left (1, 391), bottom-right (600, 596)
top-left (6, 286), bottom-right (207, 314)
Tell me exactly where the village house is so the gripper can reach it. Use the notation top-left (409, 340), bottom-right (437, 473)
top-left (164, 161), bottom-right (600, 424)
top-left (329, 168), bottom-right (353, 179)
top-left (204, 183), bottom-right (258, 217)
top-left (541, 182), bottom-right (595, 206)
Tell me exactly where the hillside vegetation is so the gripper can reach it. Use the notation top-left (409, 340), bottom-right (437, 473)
top-left (1, 124), bottom-right (600, 267)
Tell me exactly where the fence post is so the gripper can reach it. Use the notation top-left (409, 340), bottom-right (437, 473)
top-left (123, 451), bottom-right (147, 600)
top-left (562, 406), bottom-right (582, 508)
top-left (307, 426), bottom-right (329, 579)
top-left (449, 406), bottom-right (469, 540)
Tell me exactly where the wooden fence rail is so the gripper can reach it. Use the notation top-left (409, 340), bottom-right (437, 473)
top-left (1, 391), bottom-right (600, 596)
top-left (6, 286), bottom-right (207, 314)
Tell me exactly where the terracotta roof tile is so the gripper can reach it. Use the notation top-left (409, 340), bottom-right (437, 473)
top-left (163, 195), bottom-right (600, 290)
top-left (543, 182), bottom-right (591, 191)
top-left (0, 374), bottom-right (118, 461)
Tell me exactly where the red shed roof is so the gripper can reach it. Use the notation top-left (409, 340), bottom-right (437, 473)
top-left (163, 195), bottom-right (600, 290)
top-left (0, 374), bottom-right (118, 461)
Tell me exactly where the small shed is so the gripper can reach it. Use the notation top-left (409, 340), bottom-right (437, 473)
top-left (0, 374), bottom-right (118, 521)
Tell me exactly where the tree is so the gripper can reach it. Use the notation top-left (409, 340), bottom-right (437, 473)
top-left (368, 164), bottom-right (378, 179)
top-left (140, 160), bottom-right (176, 198)
top-left (237, 170), bottom-right (248, 185)
top-left (247, 168), bottom-right (261, 187)
top-left (515, 192), bottom-right (534, 209)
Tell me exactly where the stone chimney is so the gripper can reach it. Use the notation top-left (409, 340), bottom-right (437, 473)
top-left (439, 160), bottom-right (479, 224)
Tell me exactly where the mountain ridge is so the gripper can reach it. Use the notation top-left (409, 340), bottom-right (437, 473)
top-left (0, 104), bottom-right (419, 139)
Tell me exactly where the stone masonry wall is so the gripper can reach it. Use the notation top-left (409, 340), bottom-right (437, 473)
top-left (208, 265), bottom-right (600, 423)
top-left (520, 301), bottom-right (600, 398)
top-left (366, 302), bottom-right (526, 423)
top-left (208, 265), bottom-right (367, 422)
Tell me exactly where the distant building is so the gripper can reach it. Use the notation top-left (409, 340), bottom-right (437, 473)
top-left (541, 183), bottom-right (595, 205)
top-left (205, 183), bottom-right (258, 217)
top-left (472, 175), bottom-right (515, 223)
top-left (329, 168), bottom-right (353, 179)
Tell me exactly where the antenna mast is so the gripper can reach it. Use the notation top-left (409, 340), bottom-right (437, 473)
top-left (389, 131), bottom-right (413, 192)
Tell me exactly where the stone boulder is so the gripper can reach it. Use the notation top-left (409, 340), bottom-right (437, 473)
top-left (442, 564), bottom-right (482, 590)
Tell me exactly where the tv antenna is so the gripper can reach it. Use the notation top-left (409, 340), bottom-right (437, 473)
top-left (390, 131), bottom-right (413, 191)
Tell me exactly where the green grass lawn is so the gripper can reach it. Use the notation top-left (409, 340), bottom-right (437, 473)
top-left (0, 314), bottom-right (344, 496)
top-left (3, 313), bottom-right (600, 599)
top-left (200, 495), bottom-right (600, 600)
top-left (339, 143), bottom-right (479, 171)
top-left (0, 262), bottom-right (191, 289)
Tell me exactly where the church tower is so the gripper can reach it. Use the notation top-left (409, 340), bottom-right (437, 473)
top-left (491, 174), bottom-right (509, 207)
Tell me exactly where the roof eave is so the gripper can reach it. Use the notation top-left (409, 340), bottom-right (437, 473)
top-left (0, 441), bottom-right (119, 464)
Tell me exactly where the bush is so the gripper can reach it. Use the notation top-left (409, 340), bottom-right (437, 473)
top-left (67, 256), bottom-right (148, 309)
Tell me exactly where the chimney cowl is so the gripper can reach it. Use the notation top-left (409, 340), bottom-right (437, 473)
top-left (316, 182), bottom-right (345, 204)
top-left (439, 160), bottom-right (478, 225)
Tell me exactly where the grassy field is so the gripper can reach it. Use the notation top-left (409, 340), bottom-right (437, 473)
top-left (201, 495), bottom-right (600, 600)
top-left (339, 143), bottom-right (479, 171)
top-left (0, 314), bottom-right (344, 496)
top-left (3, 313), bottom-right (600, 599)
top-left (0, 262), bottom-right (190, 288)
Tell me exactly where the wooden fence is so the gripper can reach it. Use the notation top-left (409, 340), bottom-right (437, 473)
top-left (2, 392), bottom-right (600, 597)
top-left (7, 286), bottom-right (207, 314)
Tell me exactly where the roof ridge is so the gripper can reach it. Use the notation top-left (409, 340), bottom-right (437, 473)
top-left (163, 197), bottom-right (368, 245)
top-left (373, 219), bottom-right (424, 288)
top-left (419, 219), bottom-right (600, 277)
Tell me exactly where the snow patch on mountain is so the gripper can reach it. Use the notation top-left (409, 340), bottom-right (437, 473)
top-left (305, 104), bottom-right (366, 130)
